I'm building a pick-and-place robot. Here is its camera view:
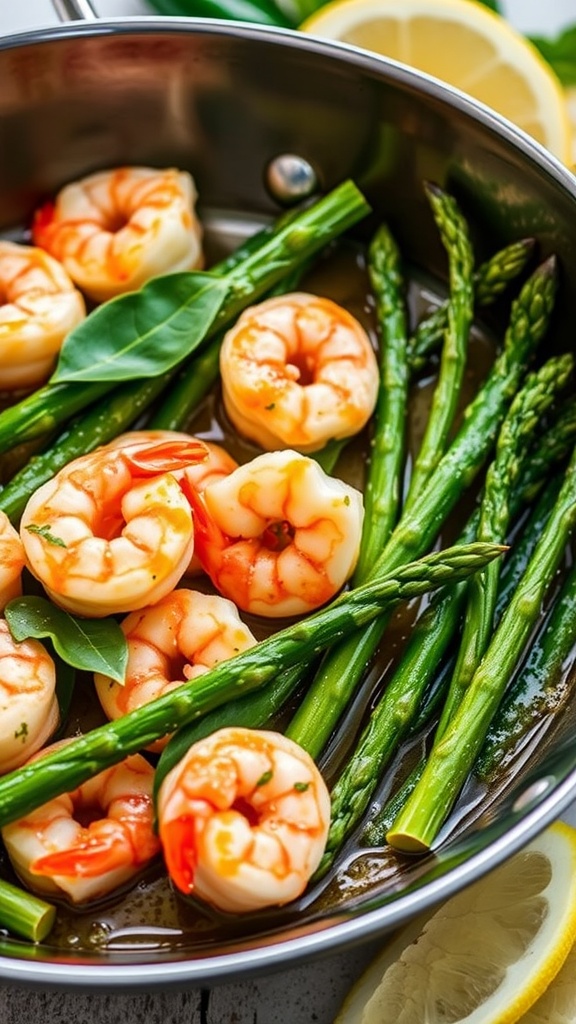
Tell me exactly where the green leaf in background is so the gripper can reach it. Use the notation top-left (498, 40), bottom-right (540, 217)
top-left (147, 0), bottom-right (293, 26)
top-left (529, 26), bottom-right (576, 86)
top-left (5, 596), bottom-right (128, 683)
top-left (51, 271), bottom-right (228, 385)
top-left (476, 0), bottom-right (501, 10)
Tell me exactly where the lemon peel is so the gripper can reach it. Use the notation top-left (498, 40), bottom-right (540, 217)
top-left (334, 822), bottom-right (576, 1024)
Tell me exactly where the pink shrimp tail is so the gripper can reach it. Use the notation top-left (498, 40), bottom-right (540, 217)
top-left (160, 815), bottom-right (198, 895)
top-left (179, 475), bottom-right (226, 581)
top-left (125, 439), bottom-right (209, 476)
top-left (30, 825), bottom-right (161, 879)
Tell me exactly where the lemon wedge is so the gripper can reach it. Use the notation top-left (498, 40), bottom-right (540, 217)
top-left (334, 822), bottom-right (576, 1024)
top-left (301, 0), bottom-right (573, 163)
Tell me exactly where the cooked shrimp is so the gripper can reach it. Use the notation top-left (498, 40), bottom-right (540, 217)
top-left (32, 166), bottom-right (203, 303)
top-left (184, 449), bottom-right (364, 617)
top-left (0, 241), bottom-right (85, 389)
top-left (20, 437), bottom-right (207, 617)
top-left (106, 429), bottom-right (239, 576)
top-left (94, 588), bottom-right (257, 752)
top-left (157, 727), bottom-right (331, 912)
top-left (2, 752), bottom-right (160, 903)
top-left (0, 620), bottom-right (58, 775)
top-left (219, 292), bottom-right (379, 453)
top-left (0, 510), bottom-right (25, 610)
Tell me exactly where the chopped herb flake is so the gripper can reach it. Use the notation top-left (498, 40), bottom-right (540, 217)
top-left (256, 770), bottom-right (273, 787)
top-left (25, 524), bottom-right (67, 548)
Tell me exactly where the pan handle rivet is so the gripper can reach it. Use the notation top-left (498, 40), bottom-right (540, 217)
top-left (265, 154), bottom-right (318, 204)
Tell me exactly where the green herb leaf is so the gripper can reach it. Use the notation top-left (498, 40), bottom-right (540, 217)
top-left (50, 272), bottom-right (228, 385)
top-left (476, 0), bottom-right (502, 12)
top-left (25, 524), bottom-right (67, 548)
top-left (5, 596), bottom-right (128, 683)
top-left (529, 26), bottom-right (576, 86)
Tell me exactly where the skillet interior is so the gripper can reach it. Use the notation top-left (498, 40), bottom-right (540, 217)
top-left (0, 17), bottom-right (576, 989)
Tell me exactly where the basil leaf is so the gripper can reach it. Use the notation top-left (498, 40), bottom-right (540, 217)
top-left (529, 26), bottom-right (576, 86)
top-left (5, 596), bottom-right (128, 683)
top-left (50, 271), bottom-right (228, 385)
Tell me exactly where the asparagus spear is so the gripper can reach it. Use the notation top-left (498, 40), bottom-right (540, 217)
top-left (403, 183), bottom-right (474, 508)
top-left (0, 879), bottom-right (56, 943)
top-left (0, 542), bottom-right (502, 827)
top-left (354, 224), bottom-right (409, 582)
top-left (387, 442), bottom-right (576, 853)
top-left (408, 237), bottom-right (536, 371)
top-left (476, 557), bottom-right (576, 781)
top-left (437, 353), bottom-right (573, 733)
top-left (362, 468), bottom-right (567, 846)
top-left (286, 257), bottom-right (558, 758)
top-left (0, 181), bottom-right (369, 455)
top-left (315, 357), bottom-right (571, 875)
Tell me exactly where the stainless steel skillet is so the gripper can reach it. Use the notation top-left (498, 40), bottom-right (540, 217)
top-left (0, 1), bottom-right (576, 990)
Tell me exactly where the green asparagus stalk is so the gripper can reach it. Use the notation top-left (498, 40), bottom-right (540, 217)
top-left (146, 336), bottom-right (221, 433)
top-left (437, 353), bottom-right (573, 733)
top-left (408, 237), bottom-right (536, 371)
top-left (0, 542), bottom-right (502, 827)
top-left (362, 465), bottom-right (567, 846)
top-left (387, 442), bottom-right (576, 853)
top-left (403, 183), bottom-right (474, 507)
top-left (315, 357), bottom-right (571, 875)
top-left (476, 558), bottom-right (576, 781)
top-left (286, 257), bottom-right (558, 758)
top-left (354, 224), bottom-right (409, 582)
top-left (0, 879), bottom-right (56, 943)
top-left (361, 468), bottom-right (567, 846)
top-left (0, 181), bottom-right (369, 455)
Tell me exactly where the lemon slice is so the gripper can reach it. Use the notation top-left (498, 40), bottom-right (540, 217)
top-left (301, 0), bottom-right (573, 163)
top-left (334, 822), bottom-right (576, 1024)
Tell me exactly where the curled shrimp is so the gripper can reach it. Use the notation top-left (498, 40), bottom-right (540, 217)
top-left (20, 437), bottom-right (207, 617)
top-left (184, 449), bottom-right (364, 617)
top-left (0, 510), bottom-right (26, 611)
top-left (32, 166), bottom-right (203, 303)
top-left (157, 727), bottom-right (331, 913)
top-left (0, 241), bottom-right (85, 389)
top-left (219, 292), bottom-right (379, 452)
top-left (2, 751), bottom-right (160, 903)
top-left (94, 588), bottom-right (257, 752)
top-left (0, 619), bottom-right (58, 775)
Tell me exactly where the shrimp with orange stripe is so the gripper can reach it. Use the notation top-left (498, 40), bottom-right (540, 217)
top-left (0, 240), bottom-right (85, 389)
top-left (2, 750), bottom-right (160, 904)
top-left (107, 428), bottom-right (239, 577)
top-left (94, 587), bottom-right (257, 752)
top-left (33, 165), bottom-right (203, 303)
top-left (19, 436), bottom-right (207, 617)
top-left (156, 727), bottom-right (331, 913)
top-left (219, 291), bottom-right (379, 452)
top-left (184, 448), bottom-right (364, 617)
